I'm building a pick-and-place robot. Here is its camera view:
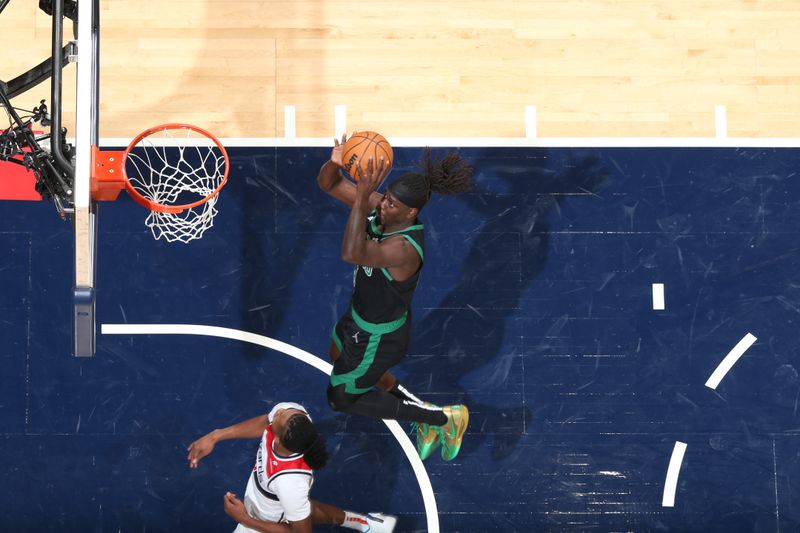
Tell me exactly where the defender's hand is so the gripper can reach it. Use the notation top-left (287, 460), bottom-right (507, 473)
top-left (187, 433), bottom-right (216, 468)
top-left (223, 492), bottom-right (248, 523)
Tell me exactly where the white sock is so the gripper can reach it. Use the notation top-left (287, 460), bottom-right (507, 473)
top-left (396, 383), bottom-right (425, 404)
top-left (342, 510), bottom-right (371, 532)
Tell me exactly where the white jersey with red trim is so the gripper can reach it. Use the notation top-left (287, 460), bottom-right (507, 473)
top-left (234, 403), bottom-right (314, 532)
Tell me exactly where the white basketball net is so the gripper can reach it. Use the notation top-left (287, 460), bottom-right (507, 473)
top-left (144, 200), bottom-right (219, 243)
top-left (125, 126), bottom-right (228, 243)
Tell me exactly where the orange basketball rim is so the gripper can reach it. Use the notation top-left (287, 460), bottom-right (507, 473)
top-left (91, 123), bottom-right (229, 214)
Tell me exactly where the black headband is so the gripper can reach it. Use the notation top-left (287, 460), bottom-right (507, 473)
top-left (388, 173), bottom-right (430, 209)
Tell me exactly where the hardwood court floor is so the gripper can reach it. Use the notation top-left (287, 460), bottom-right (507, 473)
top-left (2, 1), bottom-right (800, 139)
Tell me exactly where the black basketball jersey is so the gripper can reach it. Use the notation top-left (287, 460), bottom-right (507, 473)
top-left (350, 210), bottom-right (424, 325)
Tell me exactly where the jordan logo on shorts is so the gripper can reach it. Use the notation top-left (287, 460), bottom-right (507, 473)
top-left (352, 331), bottom-right (360, 343)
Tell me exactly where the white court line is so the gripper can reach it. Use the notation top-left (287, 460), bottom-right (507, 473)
top-left (652, 283), bottom-right (665, 310)
top-left (99, 97), bottom-right (800, 148)
top-left (101, 323), bottom-right (440, 533)
top-left (284, 105), bottom-right (296, 139)
top-left (334, 105), bottom-right (347, 139)
top-left (662, 441), bottom-right (687, 507)
top-left (525, 105), bottom-right (537, 139)
top-left (705, 333), bottom-right (757, 390)
top-left (715, 105), bottom-right (727, 139)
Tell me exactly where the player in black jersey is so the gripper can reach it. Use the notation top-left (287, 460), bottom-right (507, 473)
top-left (317, 134), bottom-right (473, 461)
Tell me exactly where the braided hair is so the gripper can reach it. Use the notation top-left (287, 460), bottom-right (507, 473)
top-left (282, 413), bottom-right (329, 470)
top-left (387, 147), bottom-right (473, 210)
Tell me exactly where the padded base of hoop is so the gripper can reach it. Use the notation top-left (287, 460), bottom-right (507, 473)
top-left (73, 286), bottom-right (95, 358)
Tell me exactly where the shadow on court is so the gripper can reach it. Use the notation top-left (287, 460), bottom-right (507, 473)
top-left (405, 149), bottom-right (609, 460)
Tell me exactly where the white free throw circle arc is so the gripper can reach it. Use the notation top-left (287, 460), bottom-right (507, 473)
top-left (101, 323), bottom-right (440, 533)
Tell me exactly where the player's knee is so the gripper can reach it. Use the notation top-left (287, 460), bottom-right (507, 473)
top-left (327, 384), bottom-right (357, 413)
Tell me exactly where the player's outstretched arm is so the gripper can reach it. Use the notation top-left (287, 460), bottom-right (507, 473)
top-left (187, 414), bottom-right (268, 468)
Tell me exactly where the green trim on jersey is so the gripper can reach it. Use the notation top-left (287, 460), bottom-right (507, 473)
top-left (369, 215), bottom-right (381, 236)
top-left (400, 234), bottom-right (424, 260)
top-left (351, 306), bottom-right (407, 334)
top-left (329, 307), bottom-right (409, 393)
top-left (331, 325), bottom-right (343, 353)
top-left (382, 223), bottom-right (424, 236)
top-left (330, 330), bottom-right (383, 394)
top-left (379, 232), bottom-right (424, 281)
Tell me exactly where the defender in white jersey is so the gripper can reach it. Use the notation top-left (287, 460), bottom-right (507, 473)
top-left (188, 402), bottom-right (396, 533)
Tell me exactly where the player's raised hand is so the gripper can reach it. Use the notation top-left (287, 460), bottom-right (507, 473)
top-left (331, 132), bottom-right (350, 167)
top-left (354, 156), bottom-right (389, 201)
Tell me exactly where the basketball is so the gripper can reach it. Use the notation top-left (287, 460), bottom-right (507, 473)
top-left (341, 131), bottom-right (393, 180)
